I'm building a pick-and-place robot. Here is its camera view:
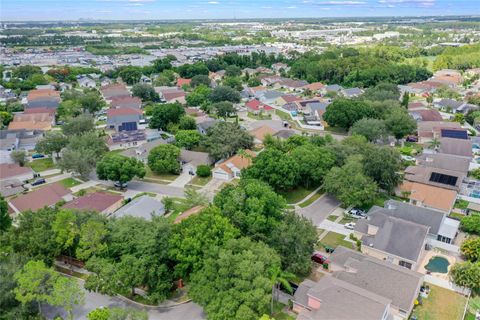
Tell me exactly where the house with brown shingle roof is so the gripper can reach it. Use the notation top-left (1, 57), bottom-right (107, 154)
top-left (109, 96), bottom-right (142, 109)
top-left (100, 83), bottom-right (130, 100)
top-left (397, 181), bottom-right (457, 213)
top-left (8, 182), bottom-right (72, 214)
top-left (212, 150), bottom-right (256, 181)
top-left (176, 78), bottom-right (191, 88)
top-left (0, 163), bottom-right (35, 182)
top-left (63, 192), bottom-right (123, 215)
top-left (8, 112), bottom-right (55, 131)
top-left (248, 125), bottom-right (278, 145)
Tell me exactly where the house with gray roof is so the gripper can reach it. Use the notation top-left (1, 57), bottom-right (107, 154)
top-left (439, 137), bottom-right (472, 158)
top-left (324, 84), bottom-right (343, 93)
top-left (354, 212), bottom-right (429, 270)
top-left (197, 119), bottom-right (218, 135)
top-left (434, 98), bottom-right (463, 111)
top-left (113, 195), bottom-right (164, 221)
top-left (417, 152), bottom-right (470, 174)
top-left (328, 246), bottom-right (423, 319)
top-left (180, 150), bottom-right (213, 168)
top-left (257, 90), bottom-right (283, 104)
top-left (370, 200), bottom-right (459, 244)
top-left (341, 87), bottom-right (363, 98)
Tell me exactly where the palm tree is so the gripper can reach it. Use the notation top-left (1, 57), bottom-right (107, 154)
top-left (269, 266), bottom-right (296, 315)
top-left (428, 138), bottom-right (440, 150)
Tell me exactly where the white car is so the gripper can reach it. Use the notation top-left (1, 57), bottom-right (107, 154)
top-left (344, 222), bottom-right (356, 230)
top-left (401, 155), bottom-right (415, 162)
top-left (347, 208), bottom-right (367, 219)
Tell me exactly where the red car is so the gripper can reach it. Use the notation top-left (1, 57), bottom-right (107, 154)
top-left (311, 253), bottom-right (330, 265)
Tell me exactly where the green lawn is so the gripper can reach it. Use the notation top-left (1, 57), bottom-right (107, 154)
top-left (188, 175), bottom-right (212, 186)
top-left (319, 232), bottom-right (353, 250)
top-left (339, 215), bottom-right (356, 224)
top-left (58, 177), bottom-right (82, 189)
top-left (279, 186), bottom-right (317, 204)
top-left (298, 190), bottom-right (324, 208)
top-left (454, 199), bottom-right (469, 210)
top-left (449, 212), bottom-right (465, 220)
top-left (272, 302), bottom-right (295, 320)
top-left (144, 167), bottom-right (179, 182)
top-left (247, 112), bottom-right (272, 120)
top-left (327, 215), bottom-right (338, 222)
top-left (413, 284), bottom-right (467, 320)
top-left (27, 158), bottom-right (55, 172)
top-left (324, 126), bottom-right (347, 134)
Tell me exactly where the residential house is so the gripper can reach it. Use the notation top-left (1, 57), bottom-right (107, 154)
top-left (243, 85), bottom-right (267, 98)
top-left (8, 182), bottom-right (72, 214)
top-left (257, 90), bottom-right (283, 105)
top-left (107, 107), bottom-right (143, 132)
top-left (370, 200), bottom-right (459, 244)
top-left (8, 112), bottom-right (55, 131)
top-left (397, 181), bottom-right (457, 213)
top-left (434, 99), bottom-right (464, 112)
top-left (323, 84), bottom-right (343, 94)
top-left (100, 83), bottom-right (130, 101)
top-left (302, 82), bottom-right (324, 93)
top-left (0, 86), bottom-right (17, 103)
top-left (275, 79), bottom-right (309, 92)
top-left (417, 152), bottom-right (470, 175)
top-left (409, 109), bottom-right (443, 122)
top-left (26, 89), bottom-right (61, 110)
top-left (180, 150), bottom-right (214, 169)
top-left (245, 99), bottom-right (274, 115)
top-left (107, 130), bottom-right (147, 150)
top-left (341, 87), bottom-right (363, 98)
top-left (439, 137), bottom-right (472, 157)
top-left (212, 150), bottom-right (256, 181)
top-left (249, 125), bottom-right (278, 145)
top-left (0, 129), bottom-right (43, 163)
top-left (176, 78), bottom-right (191, 88)
top-left (417, 121), bottom-right (462, 144)
top-left (209, 70), bottom-right (226, 82)
top-left (197, 119), bottom-right (218, 135)
top-left (260, 75), bottom-right (283, 87)
top-left (404, 165), bottom-right (464, 191)
top-left (432, 69), bottom-right (463, 87)
top-left (0, 163), bottom-right (35, 182)
top-left (121, 138), bottom-right (169, 163)
top-left (273, 129), bottom-right (296, 140)
top-left (110, 96), bottom-right (142, 109)
top-left (77, 76), bottom-right (96, 88)
top-left (353, 212), bottom-right (429, 270)
top-left (408, 102), bottom-right (428, 111)
top-left (0, 179), bottom-right (25, 198)
top-left (114, 195), bottom-right (165, 220)
top-left (293, 276), bottom-right (391, 320)
top-left (63, 192), bottom-right (123, 215)
top-left (274, 94), bottom-right (302, 107)
top-left (271, 63), bottom-right (289, 74)
top-left (163, 91), bottom-right (186, 104)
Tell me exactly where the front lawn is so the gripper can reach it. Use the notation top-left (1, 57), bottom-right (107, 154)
top-left (247, 112), bottom-right (271, 120)
top-left (327, 215), bottom-right (338, 222)
top-left (144, 167), bottom-right (178, 182)
top-left (298, 190), bottom-right (324, 208)
top-left (319, 232), bottom-right (353, 250)
top-left (454, 199), bottom-right (469, 210)
top-left (188, 175), bottom-right (212, 186)
top-left (413, 284), bottom-right (467, 320)
top-left (279, 186), bottom-right (317, 204)
top-left (58, 177), bottom-right (82, 189)
top-left (27, 158), bottom-right (55, 172)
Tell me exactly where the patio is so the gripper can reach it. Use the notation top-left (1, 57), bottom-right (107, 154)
top-left (417, 249), bottom-right (457, 281)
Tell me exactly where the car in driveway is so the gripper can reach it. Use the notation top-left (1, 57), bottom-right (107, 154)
top-left (347, 208), bottom-right (367, 219)
top-left (114, 181), bottom-right (128, 189)
top-left (31, 178), bottom-right (46, 186)
top-left (344, 222), bottom-right (356, 230)
top-left (311, 253), bottom-right (330, 264)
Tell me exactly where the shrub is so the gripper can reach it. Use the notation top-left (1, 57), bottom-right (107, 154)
top-left (196, 165), bottom-right (211, 177)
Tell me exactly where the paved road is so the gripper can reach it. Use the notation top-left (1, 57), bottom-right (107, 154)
top-left (297, 194), bottom-right (341, 226)
top-left (43, 279), bottom-right (205, 320)
top-left (128, 180), bottom-right (185, 198)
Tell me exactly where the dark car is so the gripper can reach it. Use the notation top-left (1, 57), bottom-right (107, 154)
top-left (114, 182), bottom-right (128, 189)
top-left (31, 153), bottom-right (45, 159)
top-left (406, 135), bottom-right (418, 142)
top-left (31, 178), bottom-right (46, 186)
top-left (311, 253), bottom-right (329, 265)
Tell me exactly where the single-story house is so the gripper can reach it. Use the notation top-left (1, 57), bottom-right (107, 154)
top-left (404, 165), bottom-right (464, 191)
top-left (273, 129), bottom-right (296, 140)
top-left (341, 87), bottom-right (363, 98)
top-left (257, 90), bottom-right (283, 105)
top-left (197, 119), bottom-right (218, 135)
top-left (417, 121), bottom-right (462, 144)
top-left (110, 96), bottom-right (142, 109)
top-left (121, 138), bottom-right (168, 163)
top-left (113, 195), bottom-right (164, 220)
top-left (274, 94), bottom-right (302, 107)
top-left (180, 150), bottom-right (214, 168)
top-left (9, 182), bottom-right (72, 214)
top-left (63, 192), bottom-right (123, 215)
top-left (107, 130), bottom-right (147, 150)
top-left (77, 77), bottom-right (96, 88)
top-left (0, 179), bottom-right (25, 198)
top-left (0, 163), bottom-right (35, 182)
top-left (397, 181), bottom-right (457, 213)
top-left (245, 99), bottom-right (274, 115)
top-left (176, 78), bottom-right (191, 88)
top-left (302, 82), bottom-right (324, 92)
top-left (212, 150), bottom-right (256, 181)
top-left (409, 109), bottom-right (443, 122)
top-left (163, 91), bottom-right (186, 104)
top-left (439, 137), bottom-right (472, 158)
top-left (100, 83), bottom-right (130, 100)
top-left (107, 107), bottom-right (143, 132)
top-left (417, 152), bottom-right (470, 175)
top-left (8, 112), bottom-right (55, 131)
top-left (248, 125), bottom-right (278, 145)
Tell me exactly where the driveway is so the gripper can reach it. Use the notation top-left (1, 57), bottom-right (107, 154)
top-left (318, 219), bottom-right (353, 236)
top-left (297, 194), bottom-right (341, 226)
top-left (42, 279), bottom-right (205, 320)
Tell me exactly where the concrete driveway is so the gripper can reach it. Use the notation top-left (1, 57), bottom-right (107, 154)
top-left (297, 194), bottom-right (341, 226)
top-left (42, 279), bottom-right (205, 320)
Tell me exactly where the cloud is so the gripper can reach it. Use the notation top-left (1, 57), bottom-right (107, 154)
top-left (207, 1), bottom-right (220, 4)
top-left (378, 0), bottom-right (435, 6)
top-left (310, 1), bottom-right (367, 6)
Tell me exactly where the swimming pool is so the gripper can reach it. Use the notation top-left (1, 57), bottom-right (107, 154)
top-left (424, 256), bottom-right (450, 273)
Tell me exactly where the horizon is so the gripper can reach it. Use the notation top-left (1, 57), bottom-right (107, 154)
top-left (2, 0), bottom-right (480, 22)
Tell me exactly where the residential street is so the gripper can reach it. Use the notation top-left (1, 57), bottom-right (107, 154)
top-left (127, 180), bottom-right (185, 198)
top-left (42, 279), bottom-right (206, 320)
top-left (297, 194), bottom-right (341, 226)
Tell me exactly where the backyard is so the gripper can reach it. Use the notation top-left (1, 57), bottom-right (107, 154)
top-left (412, 284), bottom-right (468, 320)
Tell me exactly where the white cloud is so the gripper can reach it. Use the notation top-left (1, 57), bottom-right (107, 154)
top-left (207, 1), bottom-right (220, 4)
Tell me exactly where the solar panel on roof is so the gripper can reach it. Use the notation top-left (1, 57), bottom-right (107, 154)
top-left (441, 129), bottom-right (468, 140)
top-left (429, 172), bottom-right (458, 186)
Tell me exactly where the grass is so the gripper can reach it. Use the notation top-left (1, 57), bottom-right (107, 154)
top-left (247, 112), bottom-right (272, 120)
top-left (449, 212), bottom-right (465, 220)
top-left (298, 190), bottom-right (324, 208)
top-left (58, 177), bottom-right (82, 189)
top-left (327, 215), bottom-right (338, 222)
top-left (339, 215), bottom-right (356, 224)
top-left (132, 192), bottom-right (157, 199)
top-left (319, 232), bottom-right (353, 249)
top-left (272, 301), bottom-right (295, 320)
top-left (454, 199), bottom-right (469, 210)
top-left (279, 186), bottom-right (317, 204)
top-left (188, 175), bottom-right (212, 186)
top-left (324, 126), bottom-right (347, 134)
top-left (413, 284), bottom-right (467, 320)
top-left (468, 296), bottom-right (480, 318)
top-left (26, 158), bottom-right (55, 172)
top-left (275, 109), bottom-right (292, 120)
top-left (144, 167), bottom-right (178, 182)
top-left (398, 142), bottom-right (423, 156)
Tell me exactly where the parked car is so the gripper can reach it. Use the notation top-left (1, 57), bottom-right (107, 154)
top-left (401, 155), bottom-right (415, 162)
top-left (31, 153), bottom-right (45, 159)
top-left (311, 253), bottom-right (330, 265)
top-left (347, 208), bottom-right (367, 219)
top-left (114, 182), bottom-right (128, 189)
top-left (344, 222), bottom-right (356, 230)
top-left (31, 178), bottom-right (46, 186)
top-left (406, 135), bottom-right (418, 142)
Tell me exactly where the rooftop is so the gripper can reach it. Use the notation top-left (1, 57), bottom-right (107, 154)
top-left (9, 182), bottom-right (69, 213)
top-left (63, 192), bottom-right (123, 213)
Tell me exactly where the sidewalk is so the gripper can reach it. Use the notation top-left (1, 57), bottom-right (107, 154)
top-left (70, 180), bottom-right (99, 193)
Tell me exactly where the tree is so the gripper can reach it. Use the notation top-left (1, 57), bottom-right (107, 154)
top-left (461, 213), bottom-right (480, 235)
top-left (268, 212), bottom-right (317, 275)
top-left (243, 148), bottom-right (299, 191)
top-left (460, 237), bottom-right (480, 262)
top-left (196, 164), bottom-right (211, 177)
top-left (49, 276), bottom-right (85, 320)
top-left (178, 115), bottom-right (197, 130)
top-left (35, 131), bottom-right (69, 158)
top-left (189, 237), bottom-right (281, 320)
top-left (76, 220), bottom-right (108, 261)
top-left (290, 145), bottom-right (336, 188)
top-left (201, 122), bottom-right (254, 160)
top-left (323, 98), bottom-right (376, 129)
top-left (401, 93), bottom-right (409, 108)
top-left (169, 206), bottom-right (239, 278)
top-left (384, 109), bottom-right (417, 139)
top-left (186, 85), bottom-right (211, 107)
top-left (149, 103), bottom-right (185, 131)
top-left (212, 101), bottom-right (236, 119)
top-left (324, 156), bottom-right (378, 207)
top-left (225, 65), bottom-right (242, 77)
top-left (175, 130), bottom-right (201, 150)
top-left (57, 100), bottom-right (82, 120)
top-left (118, 66), bottom-right (142, 85)
top-left (214, 179), bottom-right (286, 241)
top-left (191, 74), bottom-right (211, 88)
top-left (223, 77), bottom-right (243, 91)
top-left (96, 154), bottom-right (146, 185)
top-left (79, 92), bottom-right (106, 114)
top-left (87, 307), bottom-right (110, 320)
top-left (428, 138), bottom-right (441, 150)
top-left (14, 260), bottom-right (58, 314)
top-left (62, 114), bottom-right (95, 136)
top-left (454, 113), bottom-right (465, 124)
top-left (210, 85), bottom-right (241, 103)
top-left (362, 145), bottom-right (402, 193)
top-left (52, 210), bottom-right (79, 262)
top-left (148, 144), bottom-right (181, 174)
top-left (450, 261), bottom-right (480, 293)
top-left (268, 266), bottom-right (295, 315)
top-left (10, 150), bottom-right (26, 166)
top-left (87, 307), bottom-right (148, 320)
top-left (0, 111), bottom-right (13, 128)
top-left (84, 258), bottom-right (121, 296)
top-left (132, 83), bottom-right (159, 102)
top-left (116, 255), bottom-right (147, 296)
top-left (349, 118), bottom-right (388, 142)
top-left (0, 195), bottom-right (11, 231)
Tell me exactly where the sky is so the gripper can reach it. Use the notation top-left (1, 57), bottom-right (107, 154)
top-left (1, 0), bottom-right (479, 21)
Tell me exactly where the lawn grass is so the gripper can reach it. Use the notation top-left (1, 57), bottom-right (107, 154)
top-left (144, 167), bottom-right (178, 182)
top-left (454, 199), bottom-right (469, 210)
top-left (247, 112), bottom-right (272, 120)
top-left (327, 215), bottom-right (338, 222)
top-left (319, 232), bottom-right (353, 249)
top-left (58, 177), bottom-right (82, 189)
top-left (26, 158), bottom-right (55, 172)
top-left (449, 212), bottom-right (465, 220)
top-left (298, 190), bottom-right (324, 208)
top-left (339, 215), bottom-right (356, 224)
top-left (413, 284), bottom-right (467, 320)
top-left (279, 186), bottom-right (317, 204)
top-left (188, 175), bottom-right (212, 186)
top-left (272, 301), bottom-right (295, 320)
top-left (324, 126), bottom-right (347, 134)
